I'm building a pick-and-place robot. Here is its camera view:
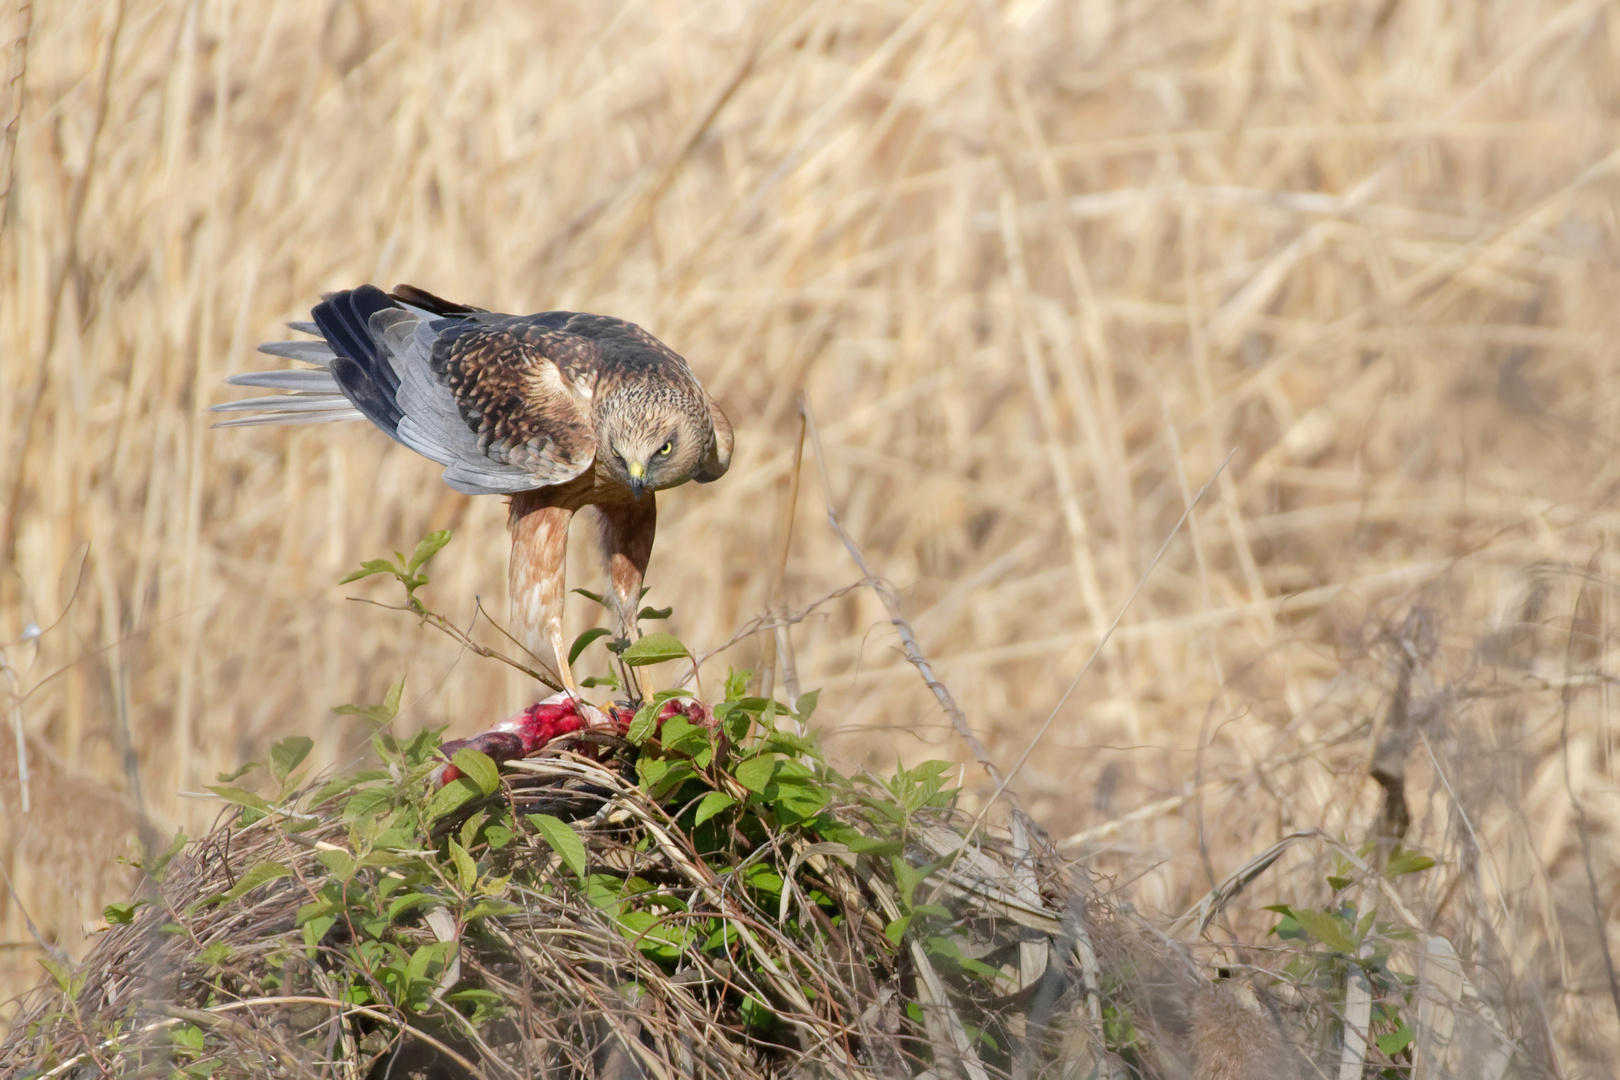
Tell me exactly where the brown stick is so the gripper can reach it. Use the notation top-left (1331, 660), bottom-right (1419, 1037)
top-left (800, 396), bottom-right (1013, 796)
top-left (348, 597), bottom-right (564, 693)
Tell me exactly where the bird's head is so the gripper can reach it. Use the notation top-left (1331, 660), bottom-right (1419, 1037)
top-left (599, 384), bottom-right (714, 500)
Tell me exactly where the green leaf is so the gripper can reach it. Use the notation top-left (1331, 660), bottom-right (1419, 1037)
top-left (427, 776), bottom-right (481, 822)
top-left (344, 787), bottom-right (393, 822)
top-left (448, 839), bottom-right (478, 892)
top-left (1326, 875), bottom-right (1354, 892)
top-left (1376, 1024), bottom-right (1415, 1056)
top-left (772, 776), bottom-right (830, 824)
top-left (637, 756), bottom-right (695, 800)
top-left (693, 791), bottom-right (736, 826)
top-left (884, 915), bottom-right (912, 946)
top-left (215, 760), bottom-right (261, 783)
top-left (795, 689), bottom-right (820, 721)
top-left (170, 1024), bottom-right (206, 1052)
top-left (464, 897), bottom-right (521, 922)
top-left (1386, 847), bottom-right (1436, 877)
top-left (386, 892), bottom-right (441, 921)
top-left (208, 785), bottom-right (273, 823)
top-left (302, 915), bottom-right (337, 954)
top-left (340, 558), bottom-right (400, 584)
top-left (739, 994), bottom-right (776, 1030)
top-left (890, 856), bottom-right (937, 908)
top-left (734, 755), bottom-right (778, 793)
top-left (315, 849), bottom-right (355, 881)
top-left (568, 627), bottom-right (614, 665)
top-left (620, 632), bottom-right (689, 666)
top-left (199, 941), bottom-right (234, 967)
top-left (446, 988), bottom-right (504, 1008)
top-left (451, 748), bottom-right (501, 796)
top-left (925, 933), bottom-right (1005, 983)
top-left (530, 813), bottom-right (588, 881)
top-left (38, 957), bottom-right (75, 995)
top-left (724, 668), bottom-right (753, 700)
top-left (661, 714), bottom-right (711, 758)
top-left (581, 672), bottom-right (621, 690)
top-left (572, 587), bottom-right (607, 605)
top-left (296, 897), bottom-right (336, 927)
top-left (637, 605), bottom-right (673, 621)
top-left (845, 834), bottom-right (903, 856)
top-left (406, 530), bottom-right (452, 573)
top-left (484, 824), bottom-right (515, 849)
top-left (334, 676), bottom-right (405, 725)
top-left (1292, 908), bottom-right (1357, 953)
top-left (270, 736), bottom-right (313, 784)
top-left (625, 701), bottom-right (660, 745)
top-left (103, 901), bottom-right (140, 925)
top-left (222, 861), bottom-right (293, 904)
top-left (459, 810), bottom-right (488, 851)
top-left (407, 940), bottom-right (455, 984)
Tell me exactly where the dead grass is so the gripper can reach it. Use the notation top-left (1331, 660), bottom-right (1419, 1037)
top-left (2, 0), bottom-right (1618, 1070)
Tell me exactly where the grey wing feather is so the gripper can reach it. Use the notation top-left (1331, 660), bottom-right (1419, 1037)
top-left (372, 309), bottom-right (554, 496)
top-left (212, 408), bottom-right (367, 427)
top-left (210, 395), bottom-right (357, 413)
top-left (258, 340), bottom-right (337, 365)
top-left (287, 320), bottom-right (321, 336)
top-left (225, 370), bottom-right (341, 392)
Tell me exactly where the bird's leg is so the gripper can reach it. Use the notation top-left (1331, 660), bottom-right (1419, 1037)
top-left (598, 496), bottom-right (657, 702)
top-left (509, 494), bottom-right (579, 698)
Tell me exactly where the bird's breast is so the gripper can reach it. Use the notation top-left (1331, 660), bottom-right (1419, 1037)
top-left (528, 459), bottom-right (637, 511)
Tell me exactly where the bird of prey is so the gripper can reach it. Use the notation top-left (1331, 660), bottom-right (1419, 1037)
top-left (213, 284), bottom-right (732, 699)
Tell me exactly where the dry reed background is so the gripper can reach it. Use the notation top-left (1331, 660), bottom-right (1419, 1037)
top-left (2, 0), bottom-right (1618, 1068)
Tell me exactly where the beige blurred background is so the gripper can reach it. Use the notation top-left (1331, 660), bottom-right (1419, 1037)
top-left (2, 0), bottom-right (1618, 1062)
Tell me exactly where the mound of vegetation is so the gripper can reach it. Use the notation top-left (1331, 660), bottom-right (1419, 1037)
top-left (0, 665), bottom-right (1134, 1080)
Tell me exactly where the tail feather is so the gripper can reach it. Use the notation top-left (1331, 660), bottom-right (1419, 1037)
top-left (210, 394), bottom-right (355, 414)
top-left (212, 408), bottom-right (366, 428)
top-left (217, 286), bottom-right (482, 447)
top-left (225, 369), bottom-right (340, 392)
top-left (257, 340), bottom-right (337, 365)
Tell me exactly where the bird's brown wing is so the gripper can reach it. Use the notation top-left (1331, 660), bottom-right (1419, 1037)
top-left (365, 290), bottom-right (602, 492)
top-left (217, 286), bottom-right (602, 495)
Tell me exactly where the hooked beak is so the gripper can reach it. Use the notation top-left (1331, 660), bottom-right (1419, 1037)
top-left (627, 460), bottom-right (647, 500)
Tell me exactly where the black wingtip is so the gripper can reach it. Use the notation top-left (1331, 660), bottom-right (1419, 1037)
top-left (311, 286), bottom-right (406, 435)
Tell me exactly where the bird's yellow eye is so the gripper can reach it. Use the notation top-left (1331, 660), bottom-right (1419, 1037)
top-left (658, 441), bottom-right (673, 456)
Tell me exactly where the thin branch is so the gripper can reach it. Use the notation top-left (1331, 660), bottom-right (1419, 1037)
top-left (347, 596), bottom-right (564, 692)
top-left (800, 396), bottom-right (1013, 797)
